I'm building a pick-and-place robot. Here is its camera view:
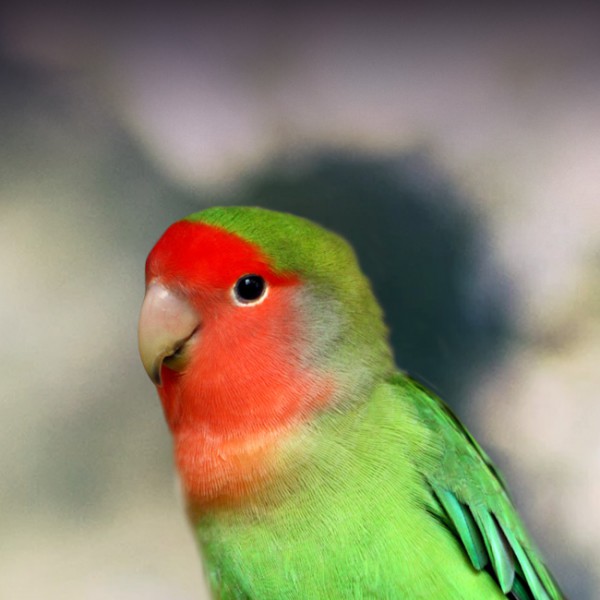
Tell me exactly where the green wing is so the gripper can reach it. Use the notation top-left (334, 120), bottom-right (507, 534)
top-left (393, 375), bottom-right (564, 600)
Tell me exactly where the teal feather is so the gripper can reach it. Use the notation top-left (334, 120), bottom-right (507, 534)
top-left (471, 508), bottom-right (515, 592)
top-left (512, 573), bottom-right (535, 600)
top-left (432, 486), bottom-right (488, 570)
top-left (501, 524), bottom-right (553, 600)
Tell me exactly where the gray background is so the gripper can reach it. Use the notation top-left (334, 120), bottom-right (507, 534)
top-left (1, 4), bottom-right (598, 599)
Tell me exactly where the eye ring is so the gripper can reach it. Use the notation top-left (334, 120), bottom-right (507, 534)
top-left (232, 274), bottom-right (268, 306)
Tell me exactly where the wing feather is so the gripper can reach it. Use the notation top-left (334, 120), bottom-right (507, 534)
top-left (392, 375), bottom-right (563, 600)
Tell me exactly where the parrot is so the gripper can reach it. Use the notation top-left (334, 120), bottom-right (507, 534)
top-left (138, 205), bottom-right (563, 599)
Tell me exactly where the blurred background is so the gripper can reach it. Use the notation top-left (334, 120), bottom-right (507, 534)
top-left (1, 3), bottom-right (599, 599)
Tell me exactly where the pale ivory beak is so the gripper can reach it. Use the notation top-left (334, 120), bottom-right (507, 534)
top-left (138, 282), bottom-right (200, 386)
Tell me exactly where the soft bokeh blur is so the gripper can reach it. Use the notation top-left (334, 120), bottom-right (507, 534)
top-left (2, 4), bottom-right (599, 599)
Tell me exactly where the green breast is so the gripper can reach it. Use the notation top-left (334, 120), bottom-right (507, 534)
top-left (193, 383), bottom-right (504, 599)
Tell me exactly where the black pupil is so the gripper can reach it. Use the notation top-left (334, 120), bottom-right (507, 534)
top-left (235, 275), bottom-right (265, 302)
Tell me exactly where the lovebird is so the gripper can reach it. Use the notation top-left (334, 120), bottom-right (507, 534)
top-left (138, 206), bottom-right (563, 599)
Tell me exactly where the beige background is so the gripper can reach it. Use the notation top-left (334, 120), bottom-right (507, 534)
top-left (1, 5), bottom-right (598, 599)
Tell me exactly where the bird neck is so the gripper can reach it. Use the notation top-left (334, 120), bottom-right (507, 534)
top-left (159, 353), bottom-right (337, 513)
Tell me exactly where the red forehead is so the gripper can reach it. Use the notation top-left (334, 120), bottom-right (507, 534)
top-left (146, 220), bottom-right (291, 288)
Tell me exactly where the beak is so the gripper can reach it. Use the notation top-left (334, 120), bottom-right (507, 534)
top-left (138, 282), bottom-right (200, 386)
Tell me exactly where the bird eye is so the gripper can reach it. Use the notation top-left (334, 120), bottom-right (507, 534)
top-left (233, 274), bottom-right (267, 305)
